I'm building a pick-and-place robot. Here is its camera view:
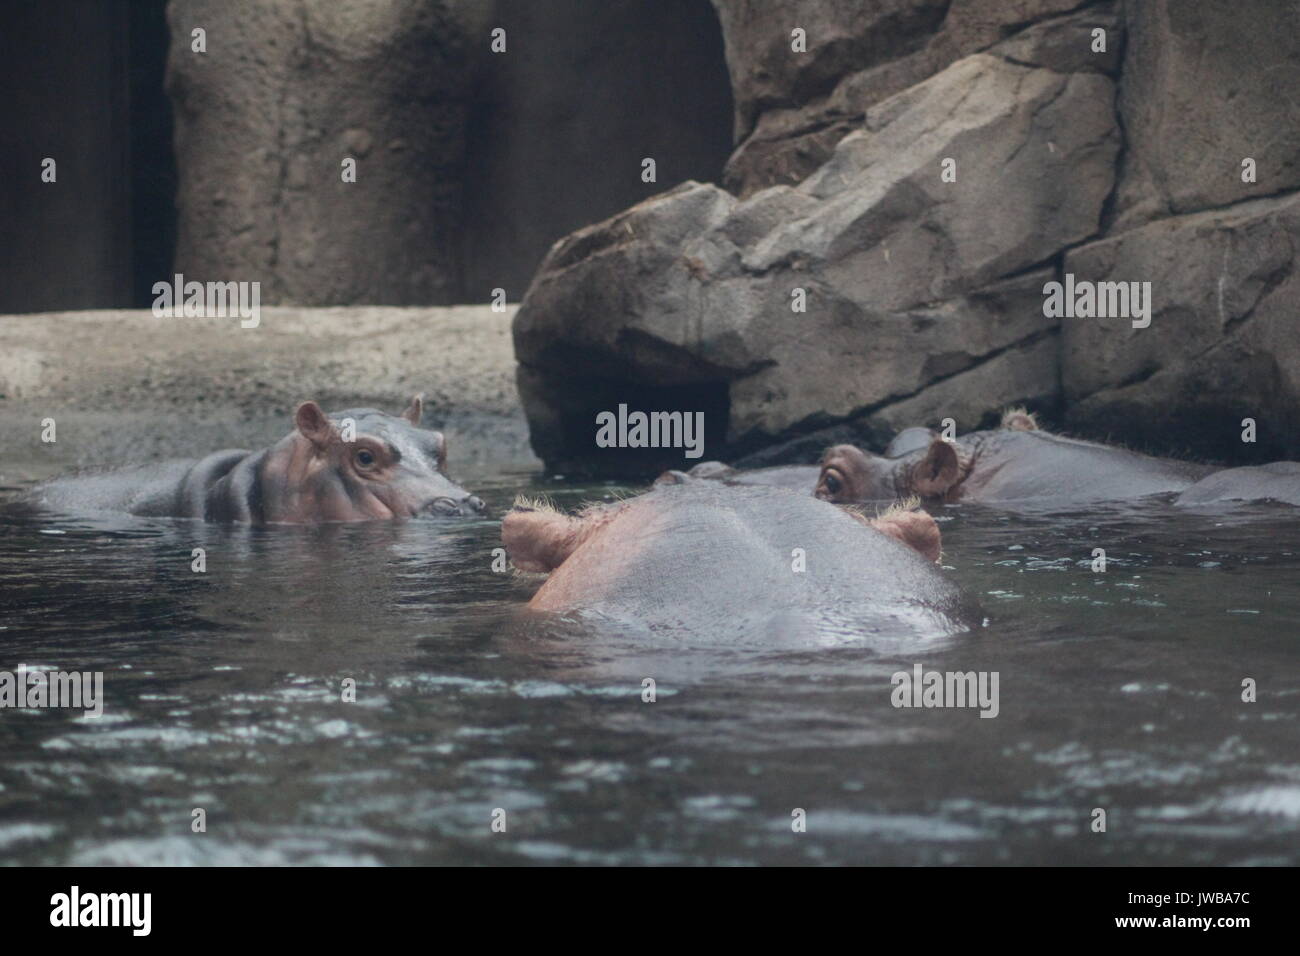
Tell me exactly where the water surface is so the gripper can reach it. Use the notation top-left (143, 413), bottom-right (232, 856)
top-left (1, 475), bottom-right (1297, 865)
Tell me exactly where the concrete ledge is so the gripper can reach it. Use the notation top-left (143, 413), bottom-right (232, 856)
top-left (0, 306), bottom-right (538, 486)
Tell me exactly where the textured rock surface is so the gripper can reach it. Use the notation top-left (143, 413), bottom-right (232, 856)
top-left (515, 51), bottom-right (1117, 474)
top-left (460, 0), bottom-right (734, 300)
top-left (1063, 193), bottom-right (1300, 462)
top-left (713, 0), bottom-right (1117, 196)
top-left (516, 0), bottom-right (1300, 474)
top-left (166, 0), bottom-right (479, 305)
top-left (1112, 0), bottom-right (1300, 230)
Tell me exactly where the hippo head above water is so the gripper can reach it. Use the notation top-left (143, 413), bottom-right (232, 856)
top-left (272, 395), bottom-right (487, 521)
top-left (816, 439), bottom-right (966, 504)
top-left (34, 393), bottom-right (487, 524)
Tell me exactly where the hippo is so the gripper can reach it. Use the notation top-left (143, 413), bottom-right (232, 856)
top-left (816, 415), bottom-right (1212, 506)
top-left (501, 482), bottom-right (978, 643)
top-left (654, 460), bottom-right (820, 491)
top-left (654, 421), bottom-right (986, 494)
top-left (1175, 462), bottom-right (1300, 507)
top-left (33, 395), bottom-right (487, 523)
top-left (883, 426), bottom-right (938, 459)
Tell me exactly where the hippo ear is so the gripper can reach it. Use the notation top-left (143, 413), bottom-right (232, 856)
top-left (501, 506), bottom-right (586, 573)
top-left (294, 401), bottom-right (335, 449)
top-left (432, 431), bottom-right (448, 472)
top-left (401, 393), bottom-right (424, 425)
top-left (910, 439), bottom-right (961, 497)
top-left (869, 508), bottom-right (942, 563)
top-left (1000, 406), bottom-right (1039, 431)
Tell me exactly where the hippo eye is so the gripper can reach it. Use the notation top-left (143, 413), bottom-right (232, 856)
top-left (355, 449), bottom-right (377, 469)
top-left (823, 473), bottom-right (841, 495)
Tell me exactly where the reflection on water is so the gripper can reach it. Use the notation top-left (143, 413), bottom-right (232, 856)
top-left (0, 477), bottom-right (1297, 865)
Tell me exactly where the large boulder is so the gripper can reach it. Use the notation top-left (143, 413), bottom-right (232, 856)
top-left (1112, 0), bottom-right (1300, 230)
top-left (515, 50), bottom-right (1119, 475)
top-left (1063, 192), bottom-right (1300, 462)
top-left (166, 0), bottom-right (480, 305)
top-left (711, 0), bottom-right (1119, 196)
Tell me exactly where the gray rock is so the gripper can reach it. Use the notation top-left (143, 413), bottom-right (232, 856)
top-left (166, 0), bottom-right (479, 305)
top-left (714, 0), bottom-right (1117, 196)
top-left (461, 0), bottom-right (734, 300)
top-left (1113, 0), bottom-right (1300, 230)
top-left (514, 52), bottom-right (1118, 475)
top-left (1062, 192), bottom-right (1300, 462)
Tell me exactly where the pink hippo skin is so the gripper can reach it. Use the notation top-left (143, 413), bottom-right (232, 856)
top-left (34, 396), bottom-right (486, 523)
top-left (502, 482), bottom-right (977, 644)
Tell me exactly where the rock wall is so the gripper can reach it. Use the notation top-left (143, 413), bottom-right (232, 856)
top-left (0, 2), bottom-right (134, 313)
top-left (167, 0), bottom-right (479, 305)
top-left (514, 0), bottom-right (1300, 475)
top-left (460, 0), bottom-right (734, 300)
top-left (165, 0), bottom-right (733, 307)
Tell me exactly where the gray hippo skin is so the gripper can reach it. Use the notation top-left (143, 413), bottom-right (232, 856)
top-left (657, 424), bottom-right (961, 495)
top-left (35, 395), bottom-right (487, 523)
top-left (883, 427), bottom-right (938, 459)
top-left (655, 460), bottom-right (820, 491)
top-left (817, 428), bottom-right (1213, 505)
top-left (1175, 462), bottom-right (1300, 507)
top-left (501, 482), bottom-right (978, 643)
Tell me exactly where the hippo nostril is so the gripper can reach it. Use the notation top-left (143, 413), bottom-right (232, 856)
top-left (464, 495), bottom-right (487, 515)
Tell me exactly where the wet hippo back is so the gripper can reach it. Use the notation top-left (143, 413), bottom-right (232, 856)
top-left (961, 431), bottom-right (1213, 503)
top-left (665, 461), bottom-right (820, 492)
top-left (525, 484), bottom-right (976, 644)
top-left (1175, 462), bottom-right (1300, 507)
top-left (720, 464), bottom-right (820, 491)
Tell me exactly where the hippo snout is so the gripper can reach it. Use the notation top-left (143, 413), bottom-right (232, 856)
top-left (426, 495), bottom-right (488, 517)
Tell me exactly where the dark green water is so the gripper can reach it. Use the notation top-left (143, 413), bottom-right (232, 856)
top-left (0, 474), bottom-right (1297, 865)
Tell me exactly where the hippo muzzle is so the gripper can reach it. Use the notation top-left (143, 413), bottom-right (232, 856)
top-left (424, 494), bottom-right (488, 517)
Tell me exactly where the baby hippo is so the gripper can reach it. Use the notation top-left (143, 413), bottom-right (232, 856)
top-left (816, 411), bottom-right (1211, 506)
top-left (502, 482), bottom-right (977, 643)
top-left (35, 395), bottom-right (486, 523)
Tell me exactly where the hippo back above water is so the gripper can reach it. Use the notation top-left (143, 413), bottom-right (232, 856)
top-left (1174, 462), bottom-right (1300, 507)
top-left (502, 482), bottom-right (978, 644)
top-left (34, 395), bottom-right (486, 524)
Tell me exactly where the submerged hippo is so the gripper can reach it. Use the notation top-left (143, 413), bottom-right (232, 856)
top-left (816, 420), bottom-right (1211, 506)
top-left (501, 482), bottom-right (977, 643)
top-left (35, 395), bottom-right (487, 523)
top-left (1175, 462), bottom-right (1300, 507)
top-left (654, 460), bottom-right (820, 491)
top-left (654, 419), bottom-right (1003, 494)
